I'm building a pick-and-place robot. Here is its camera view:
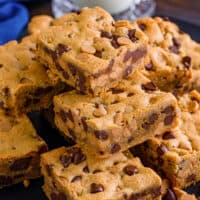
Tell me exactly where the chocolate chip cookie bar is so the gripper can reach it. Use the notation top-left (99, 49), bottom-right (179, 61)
top-left (0, 36), bottom-right (65, 115)
top-left (41, 146), bottom-right (162, 200)
top-left (36, 7), bottom-right (149, 95)
top-left (131, 17), bottom-right (193, 91)
top-left (0, 111), bottom-right (48, 188)
top-left (54, 70), bottom-right (179, 158)
top-left (132, 90), bottom-right (200, 188)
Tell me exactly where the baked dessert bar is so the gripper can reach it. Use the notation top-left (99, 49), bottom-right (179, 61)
top-left (131, 17), bottom-right (193, 91)
top-left (36, 7), bottom-right (149, 95)
top-left (0, 36), bottom-right (65, 115)
top-left (0, 111), bottom-right (48, 188)
top-left (37, 9), bottom-right (194, 93)
top-left (132, 90), bottom-right (200, 188)
top-left (41, 146), bottom-right (162, 200)
top-left (54, 70), bottom-right (179, 157)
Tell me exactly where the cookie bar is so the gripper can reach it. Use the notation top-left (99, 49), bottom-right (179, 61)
top-left (131, 17), bottom-right (193, 91)
top-left (132, 91), bottom-right (200, 188)
top-left (0, 36), bottom-right (65, 115)
top-left (41, 146), bottom-right (162, 200)
top-left (0, 111), bottom-right (48, 188)
top-left (36, 7), bottom-right (149, 95)
top-left (54, 70), bottom-right (179, 157)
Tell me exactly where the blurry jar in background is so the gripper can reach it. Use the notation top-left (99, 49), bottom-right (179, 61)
top-left (52, 0), bottom-right (156, 20)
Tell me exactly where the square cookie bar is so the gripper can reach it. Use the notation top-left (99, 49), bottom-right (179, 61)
top-left (41, 146), bottom-right (162, 200)
top-left (0, 111), bottom-right (48, 188)
top-left (132, 91), bottom-right (200, 188)
top-left (54, 70), bottom-right (179, 158)
top-left (36, 7), bottom-right (149, 95)
top-left (0, 36), bottom-right (65, 115)
top-left (131, 17), bottom-right (193, 92)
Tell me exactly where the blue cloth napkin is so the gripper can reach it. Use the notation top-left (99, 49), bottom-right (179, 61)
top-left (0, 1), bottom-right (44, 45)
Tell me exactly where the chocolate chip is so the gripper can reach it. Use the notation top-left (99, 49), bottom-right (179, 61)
top-left (3, 87), bottom-right (10, 97)
top-left (186, 174), bottom-right (196, 183)
top-left (0, 64), bottom-right (3, 68)
top-left (0, 101), bottom-right (4, 108)
top-left (68, 62), bottom-right (77, 76)
top-left (157, 144), bottom-right (168, 155)
top-left (62, 71), bottom-right (70, 79)
top-left (93, 59), bottom-right (114, 78)
top-left (149, 113), bottom-right (158, 124)
top-left (73, 151), bottom-right (86, 164)
top-left (0, 176), bottom-right (13, 186)
top-left (123, 65), bottom-right (133, 78)
top-left (83, 165), bottom-right (90, 173)
top-left (164, 115), bottom-right (175, 125)
top-left (123, 165), bottom-right (139, 176)
top-left (57, 43), bottom-right (71, 55)
top-left (169, 38), bottom-right (181, 54)
top-left (81, 117), bottom-right (88, 131)
top-left (93, 169), bottom-right (102, 174)
top-left (76, 9), bottom-right (82, 15)
top-left (162, 131), bottom-right (175, 140)
top-left (141, 122), bottom-right (150, 130)
top-left (169, 46), bottom-right (179, 54)
top-left (111, 143), bottom-right (121, 154)
top-left (111, 35), bottom-right (120, 49)
top-left (172, 37), bottom-right (181, 48)
top-left (71, 175), bottom-right (82, 183)
top-left (94, 50), bottom-right (102, 58)
top-left (77, 70), bottom-right (86, 92)
top-left (90, 183), bottom-right (104, 193)
top-left (128, 29), bottom-right (138, 42)
top-left (141, 82), bottom-right (157, 92)
top-left (94, 130), bottom-right (108, 140)
top-left (145, 63), bottom-right (153, 71)
top-left (107, 59), bottom-right (115, 74)
top-left (46, 164), bottom-right (53, 176)
top-left (161, 106), bottom-right (175, 115)
top-left (128, 136), bottom-right (133, 143)
top-left (10, 157), bottom-right (32, 171)
top-left (138, 23), bottom-right (147, 31)
top-left (68, 128), bottom-right (76, 139)
top-left (123, 50), bottom-right (133, 62)
top-left (132, 47), bottom-right (147, 63)
top-left (60, 155), bottom-right (72, 168)
top-left (101, 31), bottom-right (112, 39)
top-left (182, 56), bottom-right (191, 69)
top-left (111, 89), bottom-right (124, 94)
top-left (66, 110), bottom-right (74, 122)
top-left (44, 47), bottom-right (57, 61)
top-left (163, 188), bottom-right (177, 200)
top-left (59, 110), bottom-right (67, 122)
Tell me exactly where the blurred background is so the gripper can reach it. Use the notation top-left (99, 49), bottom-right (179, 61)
top-left (24, 0), bottom-right (200, 25)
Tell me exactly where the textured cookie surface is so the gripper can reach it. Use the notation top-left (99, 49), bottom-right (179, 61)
top-left (0, 111), bottom-right (48, 188)
top-left (132, 90), bottom-right (200, 188)
top-left (54, 70), bottom-right (179, 157)
top-left (41, 146), bottom-right (162, 200)
top-left (0, 35), bottom-right (65, 115)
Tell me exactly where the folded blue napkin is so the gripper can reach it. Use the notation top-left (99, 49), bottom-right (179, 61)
top-left (0, 0), bottom-right (44, 45)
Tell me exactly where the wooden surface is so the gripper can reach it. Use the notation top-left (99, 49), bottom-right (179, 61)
top-left (24, 0), bottom-right (200, 26)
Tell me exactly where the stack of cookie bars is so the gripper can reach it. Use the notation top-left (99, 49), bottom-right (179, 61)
top-left (0, 6), bottom-right (200, 200)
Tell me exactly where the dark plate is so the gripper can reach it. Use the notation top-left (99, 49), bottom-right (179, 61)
top-left (1, 18), bottom-right (200, 200)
